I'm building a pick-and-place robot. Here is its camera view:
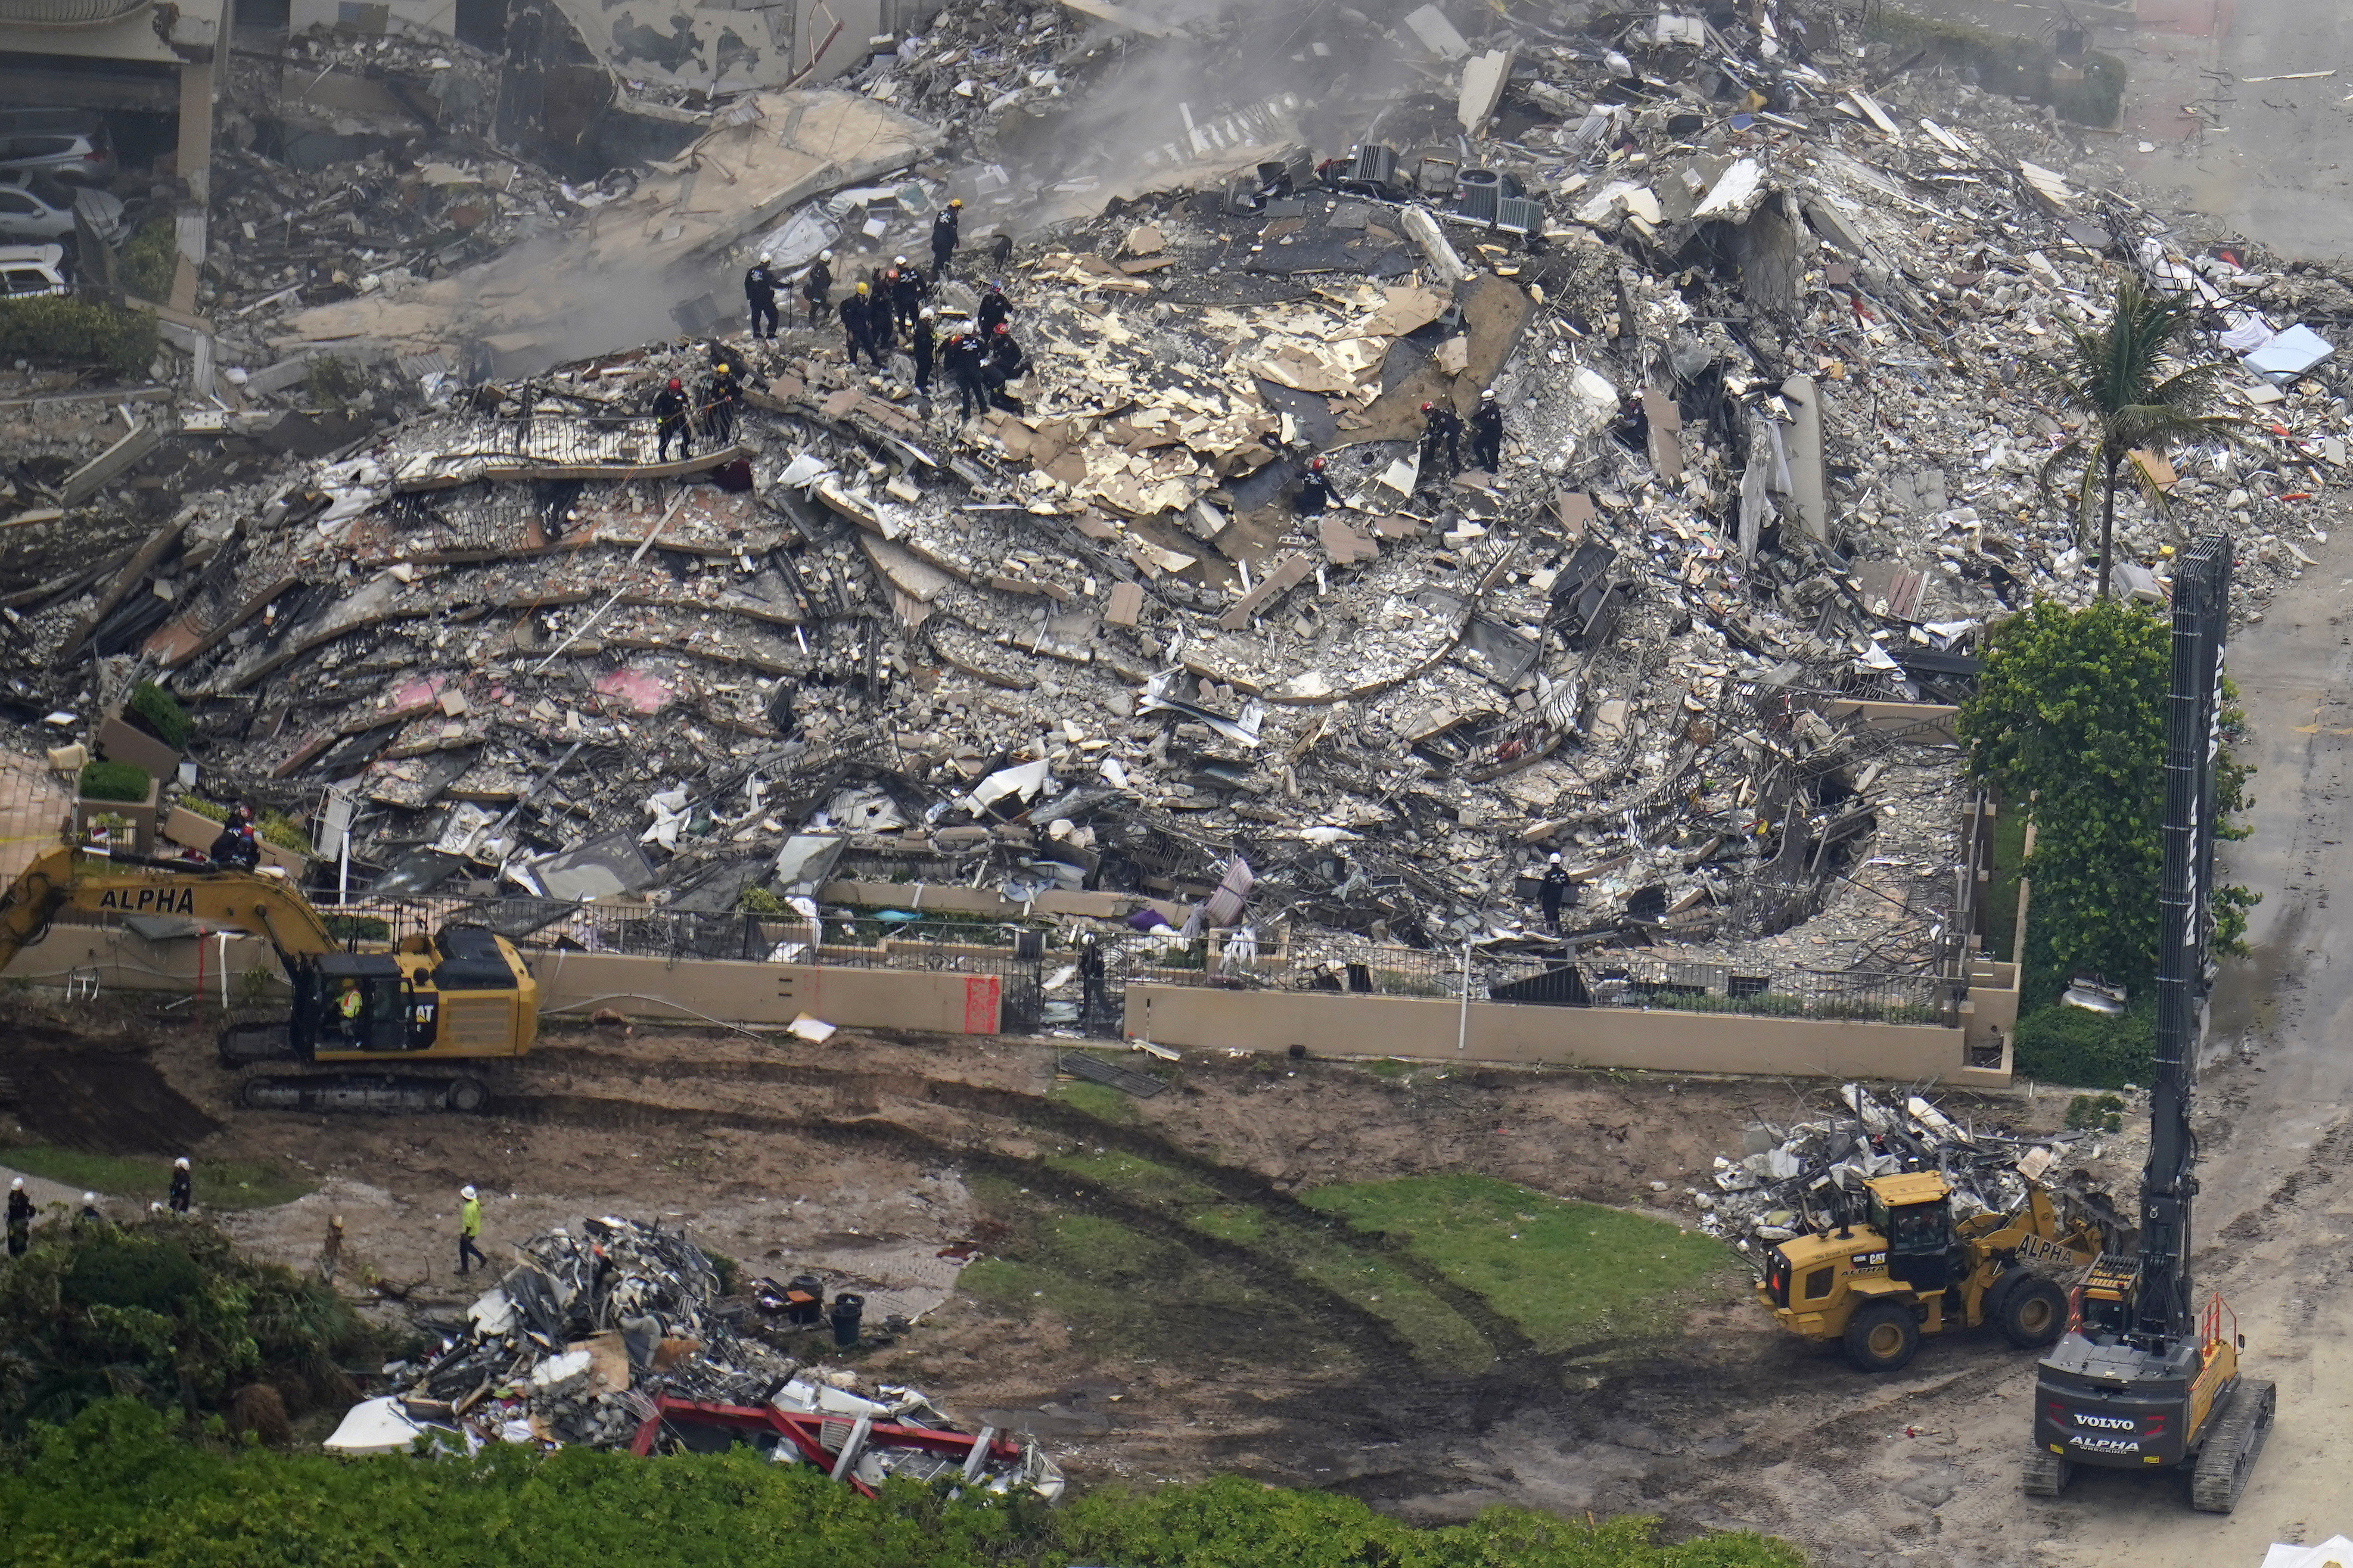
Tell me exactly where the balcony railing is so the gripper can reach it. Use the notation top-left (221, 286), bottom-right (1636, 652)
top-left (0, 0), bottom-right (153, 27)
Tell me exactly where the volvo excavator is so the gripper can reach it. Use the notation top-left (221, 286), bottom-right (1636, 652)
top-left (0, 844), bottom-right (539, 1112)
top-left (2023, 533), bottom-right (2274, 1513)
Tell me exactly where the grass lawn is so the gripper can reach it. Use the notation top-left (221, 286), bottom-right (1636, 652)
top-left (1301, 1174), bottom-right (1737, 1349)
top-left (1040, 1149), bottom-right (1493, 1371)
top-left (0, 1146), bottom-right (314, 1210)
top-left (1048, 1078), bottom-right (1139, 1122)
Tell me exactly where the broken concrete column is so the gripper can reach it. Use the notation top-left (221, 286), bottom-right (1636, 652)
top-left (1401, 206), bottom-right (1470, 284)
top-left (1780, 375), bottom-right (1828, 543)
top-left (1457, 49), bottom-right (1515, 136)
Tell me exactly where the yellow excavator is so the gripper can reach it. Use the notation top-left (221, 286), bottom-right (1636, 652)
top-left (1756, 1169), bottom-right (2104, 1372)
top-left (0, 845), bottom-right (539, 1112)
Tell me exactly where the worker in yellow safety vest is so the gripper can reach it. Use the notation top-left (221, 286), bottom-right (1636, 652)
top-left (458, 1184), bottom-right (486, 1275)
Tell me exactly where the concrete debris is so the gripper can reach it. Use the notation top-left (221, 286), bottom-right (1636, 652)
top-left (366, 1211), bottom-right (1043, 1490)
top-left (1701, 1083), bottom-right (2128, 1252)
top-left (8, 0), bottom-right (2353, 1035)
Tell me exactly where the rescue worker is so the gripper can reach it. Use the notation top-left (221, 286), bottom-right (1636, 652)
top-left (944, 329), bottom-right (988, 421)
top-left (889, 256), bottom-right (926, 336)
top-left (984, 321), bottom-right (1025, 382)
top-left (909, 306), bottom-right (938, 393)
top-left (930, 197), bottom-right (962, 276)
top-left (1419, 399), bottom-right (1462, 481)
top-left (168, 1156), bottom-right (192, 1215)
top-left (1291, 455), bottom-right (1339, 518)
top-left (802, 250), bottom-right (835, 327)
top-left (1077, 932), bottom-right (1108, 1030)
top-left (1468, 386), bottom-right (1505, 472)
top-left (843, 282), bottom-right (881, 368)
top-left (77, 1191), bottom-right (101, 1224)
top-left (458, 1183), bottom-right (486, 1275)
top-left (654, 377), bottom-right (692, 461)
top-left (318, 1214), bottom-right (346, 1283)
top-left (707, 361), bottom-right (742, 443)
top-left (1538, 852), bottom-right (1572, 935)
top-left (209, 804), bottom-right (259, 872)
top-left (977, 279), bottom-right (1011, 337)
top-left (7, 1177), bottom-right (31, 1258)
top-left (744, 252), bottom-right (781, 340)
top-left (335, 979), bottom-right (364, 1042)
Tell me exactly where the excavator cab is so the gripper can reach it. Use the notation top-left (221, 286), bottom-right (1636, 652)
top-left (300, 954), bottom-right (428, 1053)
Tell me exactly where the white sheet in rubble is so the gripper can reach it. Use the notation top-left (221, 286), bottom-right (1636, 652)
top-left (324, 1396), bottom-right (427, 1456)
top-left (468, 1285), bottom-right (515, 1337)
top-left (2262, 1538), bottom-right (2353, 1568)
top-left (772, 1377), bottom-right (895, 1418)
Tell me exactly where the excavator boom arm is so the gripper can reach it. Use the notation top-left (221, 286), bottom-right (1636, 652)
top-left (0, 845), bottom-right (340, 976)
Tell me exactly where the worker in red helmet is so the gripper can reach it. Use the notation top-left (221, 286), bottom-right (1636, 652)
top-left (1292, 453), bottom-right (1339, 518)
top-left (653, 376), bottom-right (692, 461)
top-left (1418, 398), bottom-right (1462, 483)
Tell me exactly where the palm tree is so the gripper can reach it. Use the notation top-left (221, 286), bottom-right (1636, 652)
top-left (2038, 276), bottom-right (2241, 599)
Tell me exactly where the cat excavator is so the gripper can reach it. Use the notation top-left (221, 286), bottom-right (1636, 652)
top-left (0, 844), bottom-right (538, 1112)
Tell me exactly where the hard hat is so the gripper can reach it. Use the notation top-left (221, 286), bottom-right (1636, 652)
top-left (461, 1185), bottom-right (477, 1200)
top-left (175, 1157), bottom-right (189, 1170)
top-left (894, 254), bottom-right (907, 265)
top-left (757, 253), bottom-right (772, 265)
top-left (856, 282), bottom-right (870, 294)
top-left (949, 197), bottom-right (963, 208)
top-left (667, 378), bottom-right (682, 390)
top-left (1420, 402), bottom-right (1434, 413)
top-left (82, 1192), bottom-right (96, 1205)
top-left (819, 248), bottom-right (833, 261)
top-left (1481, 387), bottom-right (1496, 400)
top-left (1309, 456), bottom-right (1325, 471)
top-left (10, 1178), bottom-right (21, 1191)
top-left (1549, 852), bottom-right (1563, 864)
top-left (716, 363), bottom-right (729, 374)
top-left (920, 307), bottom-right (936, 319)
top-left (993, 321), bottom-right (1008, 333)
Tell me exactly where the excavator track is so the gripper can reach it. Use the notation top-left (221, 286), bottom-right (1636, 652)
top-left (2021, 1445), bottom-right (2071, 1499)
top-left (241, 1074), bottom-right (489, 1114)
top-left (2190, 1378), bottom-right (2275, 1513)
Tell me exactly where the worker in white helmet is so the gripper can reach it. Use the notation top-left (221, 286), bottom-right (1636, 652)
top-left (802, 249), bottom-right (835, 328)
top-left (458, 1184), bottom-right (486, 1275)
top-left (744, 251), bottom-right (781, 340)
top-left (169, 1156), bottom-right (192, 1215)
top-left (7, 1177), bottom-right (30, 1256)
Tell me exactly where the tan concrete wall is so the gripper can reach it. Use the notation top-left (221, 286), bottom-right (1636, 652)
top-left (1123, 984), bottom-right (2004, 1084)
top-left (521, 950), bottom-right (1000, 1034)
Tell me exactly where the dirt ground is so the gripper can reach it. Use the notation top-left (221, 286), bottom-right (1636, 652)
top-left (0, 990), bottom-right (2118, 1565)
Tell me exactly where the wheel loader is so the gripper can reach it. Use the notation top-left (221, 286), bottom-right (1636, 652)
top-left (0, 844), bottom-right (538, 1112)
top-left (1755, 1169), bottom-right (2103, 1372)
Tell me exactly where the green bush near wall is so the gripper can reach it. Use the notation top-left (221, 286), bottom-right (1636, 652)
top-left (0, 296), bottom-right (158, 378)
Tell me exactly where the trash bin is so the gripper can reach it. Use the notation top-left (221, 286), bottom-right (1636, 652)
top-left (786, 1274), bottom-right (823, 1326)
top-left (829, 1292), bottom-right (864, 1348)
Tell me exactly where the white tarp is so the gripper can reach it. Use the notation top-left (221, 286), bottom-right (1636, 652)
top-left (2261, 1537), bottom-right (2353, 1568)
top-left (324, 1396), bottom-right (427, 1457)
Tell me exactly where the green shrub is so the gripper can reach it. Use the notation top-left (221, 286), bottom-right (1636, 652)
top-left (306, 353), bottom-right (365, 406)
top-left (2014, 997), bottom-right (2153, 1088)
top-left (0, 295), bottom-right (158, 379)
top-left (738, 885), bottom-right (786, 914)
top-left (1868, 7), bottom-right (2126, 126)
top-left (119, 219), bottom-right (176, 303)
top-left (175, 795), bottom-right (228, 822)
top-left (256, 810), bottom-right (310, 854)
top-left (701, 1249), bottom-right (740, 1296)
top-left (0, 1398), bottom-right (1807, 1568)
top-left (323, 914), bottom-right (390, 941)
top-left (76, 761), bottom-right (150, 803)
top-left (124, 682), bottom-right (192, 751)
top-left (2065, 1093), bottom-right (2126, 1133)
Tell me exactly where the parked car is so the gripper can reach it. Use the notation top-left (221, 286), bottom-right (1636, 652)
top-left (0, 171), bottom-right (125, 246)
top-left (0, 110), bottom-right (116, 185)
top-left (0, 242), bottom-right (71, 299)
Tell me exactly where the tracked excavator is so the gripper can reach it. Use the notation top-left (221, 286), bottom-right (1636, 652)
top-left (0, 844), bottom-right (538, 1112)
top-left (2023, 532), bottom-right (2274, 1513)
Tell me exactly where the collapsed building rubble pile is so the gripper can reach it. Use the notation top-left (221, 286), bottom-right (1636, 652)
top-left (1699, 1083), bottom-right (2134, 1249)
top-left (13, 0), bottom-right (2353, 1002)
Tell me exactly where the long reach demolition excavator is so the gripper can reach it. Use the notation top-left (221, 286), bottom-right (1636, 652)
top-left (0, 843), bottom-right (539, 1112)
top-left (2023, 531), bottom-right (2274, 1512)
